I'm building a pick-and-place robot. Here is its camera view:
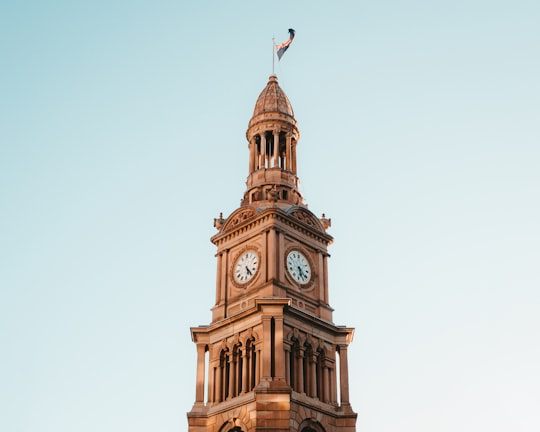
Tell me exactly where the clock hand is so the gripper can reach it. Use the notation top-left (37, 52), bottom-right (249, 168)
top-left (245, 266), bottom-right (252, 276)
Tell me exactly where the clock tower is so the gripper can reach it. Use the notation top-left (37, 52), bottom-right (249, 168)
top-left (187, 75), bottom-right (357, 432)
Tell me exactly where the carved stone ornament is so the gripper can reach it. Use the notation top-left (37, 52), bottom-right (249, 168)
top-left (288, 207), bottom-right (325, 231)
top-left (214, 212), bottom-right (226, 230)
top-left (221, 207), bottom-right (257, 231)
top-left (320, 213), bottom-right (331, 230)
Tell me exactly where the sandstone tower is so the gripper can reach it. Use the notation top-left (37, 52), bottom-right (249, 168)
top-left (187, 75), bottom-right (357, 432)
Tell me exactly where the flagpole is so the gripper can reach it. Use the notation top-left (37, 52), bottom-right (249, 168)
top-left (272, 36), bottom-right (275, 75)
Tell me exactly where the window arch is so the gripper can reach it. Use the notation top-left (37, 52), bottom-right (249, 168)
top-left (298, 418), bottom-right (326, 432)
top-left (218, 418), bottom-right (247, 432)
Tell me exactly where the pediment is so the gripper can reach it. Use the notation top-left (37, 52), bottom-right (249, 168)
top-left (287, 206), bottom-right (326, 231)
top-left (220, 206), bottom-right (259, 232)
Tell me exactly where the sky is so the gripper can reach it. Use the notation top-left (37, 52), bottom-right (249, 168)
top-left (1, 1), bottom-right (539, 431)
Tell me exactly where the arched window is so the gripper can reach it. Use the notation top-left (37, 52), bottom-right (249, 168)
top-left (246, 338), bottom-right (257, 391)
top-left (279, 131), bottom-right (287, 168)
top-left (265, 131), bottom-right (274, 167)
top-left (232, 344), bottom-right (241, 397)
top-left (219, 348), bottom-right (230, 401)
top-left (255, 135), bottom-right (261, 170)
top-left (298, 418), bottom-right (326, 432)
top-left (218, 419), bottom-right (247, 432)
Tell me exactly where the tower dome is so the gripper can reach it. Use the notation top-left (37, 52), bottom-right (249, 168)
top-left (251, 74), bottom-right (294, 119)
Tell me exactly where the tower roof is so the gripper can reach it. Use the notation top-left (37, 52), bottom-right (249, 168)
top-left (252, 75), bottom-right (294, 118)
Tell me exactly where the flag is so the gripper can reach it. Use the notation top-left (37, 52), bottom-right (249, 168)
top-left (276, 28), bottom-right (295, 60)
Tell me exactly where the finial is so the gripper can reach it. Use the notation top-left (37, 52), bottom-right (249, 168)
top-left (214, 212), bottom-right (225, 230)
top-left (320, 213), bottom-right (331, 230)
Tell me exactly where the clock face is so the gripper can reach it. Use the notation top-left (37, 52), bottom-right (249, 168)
top-left (234, 251), bottom-right (259, 284)
top-left (286, 250), bottom-right (311, 284)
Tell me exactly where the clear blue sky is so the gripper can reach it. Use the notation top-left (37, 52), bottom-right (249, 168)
top-left (1, 1), bottom-right (539, 431)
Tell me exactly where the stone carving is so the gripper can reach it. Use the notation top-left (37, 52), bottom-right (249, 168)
top-left (214, 212), bottom-right (226, 230)
top-left (289, 207), bottom-right (325, 231)
top-left (221, 207), bottom-right (257, 231)
top-left (320, 213), bottom-right (331, 230)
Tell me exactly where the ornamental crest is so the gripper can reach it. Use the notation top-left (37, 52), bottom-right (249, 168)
top-left (221, 207), bottom-right (258, 231)
top-left (289, 207), bottom-right (324, 230)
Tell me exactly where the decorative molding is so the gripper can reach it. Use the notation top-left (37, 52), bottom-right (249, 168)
top-left (221, 207), bottom-right (258, 232)
top-left (211, 207), bottom-right (333, 248)
top-left (287, 207), bottom-right (326, 231)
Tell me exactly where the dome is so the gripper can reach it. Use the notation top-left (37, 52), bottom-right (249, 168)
top-left (252, 75), bottom-right (294, 118)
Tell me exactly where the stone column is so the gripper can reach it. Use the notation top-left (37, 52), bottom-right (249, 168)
top-left (292, 139), bottom-right (297, 173)
top-left (255, 345), bottom-right (261, 386)
top-left (267, 229), bottom-right (277, 280)
top-left (227, 350), bottom-right (236, 399)
top-left (261, 317), bottom-right (272, 381)
top-left (323, 254), bottom-right (329, 304)
top-left (284, 344), bottom-right (291, 386)
top-left (194, 343), bottom-right (206, 404)
top-left (261, 231), bottom-right (268, 282)
top-left (329, 348), bottom-right (337, 403)
top-left (215, 356), bottom-right (222, 403)
top-left (286, 134), bottom-right (292, 171)
top-left (273, 315), bottom-right (285, 382)
top-left (309, 351), bottom-right (318, 397)
top-left (339, 345), bottom-right (351, 406)
top-left (297, 347), bottom-right (305, 393)
top-left (233, 350), bottom-right (239, 397)
top-left (215, 253), bottom-right (222, 304)
top-left (330, 367), bottom-right (337, 403)
top-left (323, 363), bottom-right (330, 403)
top-left (318, 252), bottom-right (325, 303)
top-left (249, 136), bottom-right (256, 173)
top-left (242, 348), bottom-right (249, 393)
top-left (220, 250), bottom-right (229, 319)
top-left (273, 130), bottom-right (279, 167)
top-left (207, 358), bottom-right (215, 403)
top-left (277, 230), bottom-right (284, 282)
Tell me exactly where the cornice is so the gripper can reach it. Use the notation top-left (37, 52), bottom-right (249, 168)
top-left (247, 112), bottom-right (298, 132)
top-left (211, 206), bottom-right (333, 248)
top-left (284, 305), bottom-right (355, 342)
top-left (191, 296), bottom-right (353, 344)
top-left (191, 298), bottom-right (291, 341)
top-left (187, 391), bottom-right (256, 419)
top-left (291, 391), bottom-right (358, 419)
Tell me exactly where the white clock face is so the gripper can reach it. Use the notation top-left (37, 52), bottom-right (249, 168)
top-left (234, 251), bottom-right (259, 283)
top-left (287, 250), bottom-right (311, 284)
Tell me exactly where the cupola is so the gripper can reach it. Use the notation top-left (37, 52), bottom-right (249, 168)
top-left (243, 75), bottom-right (303, 208)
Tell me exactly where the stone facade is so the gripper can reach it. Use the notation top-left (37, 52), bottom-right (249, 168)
top-left (187, 75), bottom-right (357, 432)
